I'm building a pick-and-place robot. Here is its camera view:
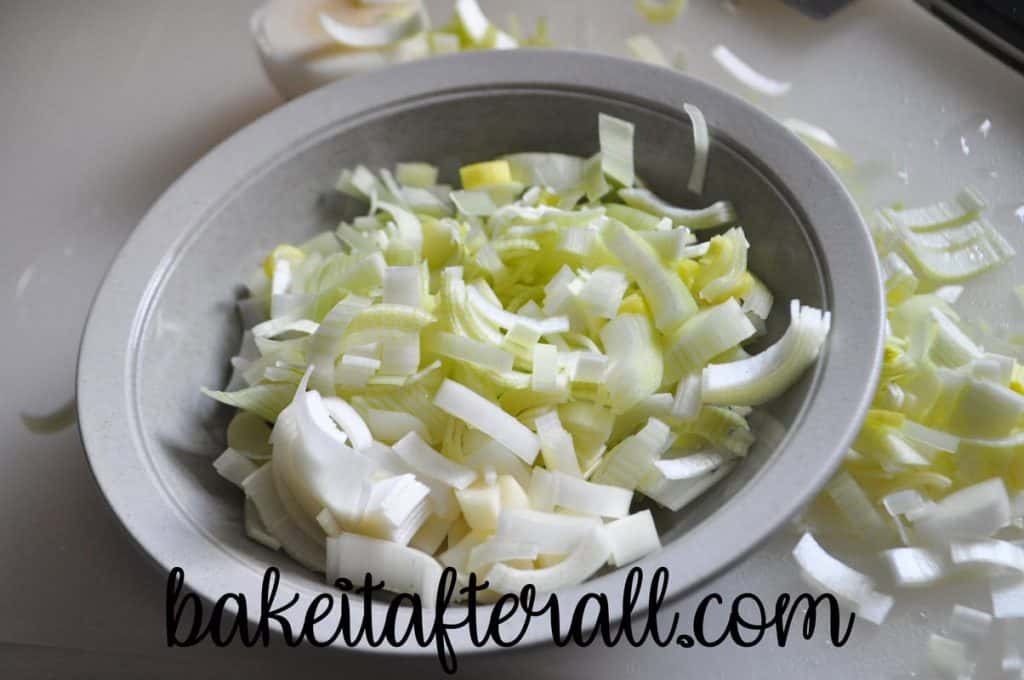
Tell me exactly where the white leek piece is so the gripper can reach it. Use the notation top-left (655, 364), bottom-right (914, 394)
top-left (950, 539), bottom-right (1024, 574)
top-left (200, 383), bottom-right (297, 423)
top-left (605, 510), bottom-right (662, 567)
top-left (285, 390), bottom-right (378, 527)
top-left (667, 298), bottom-right (755, 371)
top-left (251, 317), bottom-right (319, 339)
top-left (602, 218), bottom-right (697, 332)
top-left (227, 411), bottom-right (273, 459)
top-left (626, 34), bottom-right (671, 68)
top-left (992, 577), bottom-right (1024, 618)
top-left (900, 222), bottom-right (1015, 283)
top-left (392, 431), bottom-right (477, 489)
top-left (242, 465), bottom-right (325, 572)
top-left (467, 539), bottom-right (540, 573)
top-left (619, 187), bottom-right (736, 230)
top-left (740, 275), bottom-right (773, 324)
top-left (880, 547), bottom-right (949, 587)
top-left (409, 514), bottom-right (454, 555)
top-left (495, 508), bottom-right (602, 554)
top-left (454, 0), bottom-right (490, 43)
top-left (429, 331), bottom-right (514, 373)
top-left (359, 473), bottom-right (431, 545)
top-left (361, 407), bottom-right (428, 443)
top-left (825, 471), bottom-right (895, 543)
top-left (792, 533), bottom-right (893, 625)
top-left (641, 460), bottom-right (735, 512)
top-left (601, 315), bottom-right (665, 414)
top-left (654, 451), bottom-right (729, 481)
top-left (466, 286), bottom-right (569, 337)
top-left (326, 533), bottom-right (441, 599)
top-left (486, 528), bottom-right (612, 593)
top-left (535, 411), bottom-right (582, 477)
top-left (531, 344), bottom-right (560, 393)
top-left (911, 478), bottom-right (1011, 546)
top-left (502, 153), bottom-right (586, 192)
top-left (322, 396), bottom-right (373, 450)
top-left (594, 418), bottom-right (671, 490)
top-left (881, 187), bottom-right (986, 232)
top-left (636, 0), bottom-right (687, 23)
top-left (464, 439), bottom-right (532, 489)
top-left (782, 118), bottom-right (840, 151)
top-left (711, 45), bottom-right (791, 97)
top-left (926, 635), bottom-right (974, 680)
top-left (318, 8), bottom-right (426, 49)
top-left (671, 372), bottom-right (703, 421)
top-left (377, 201), bottom-right (424, 255)
top-left (698, 227), bottom-right (749, 303)
top-left (702, 300), bottom-right (831, 405)
top-left (578, 267), bottom-right (629, 320)
top-left (948, 604), bottom-right (992, 644)
top-left (335, 354), bottom-right (380, 388)
top-left (213, 448), bottom-right (258, 488)
top-left (308, 294), bottom-right (372, 394)
top-left (598, 113), bottom-right (635, 187)
top-left (451, 190), bottom-right (498, 217)
top-left (551, 471), bottom-right (633, 518)
top-left (433, 379), bottom-right (540, 464)
top-left (383, 265), bottom-right (422, 308)
top-left (683, 103), bottom-right (709, 194)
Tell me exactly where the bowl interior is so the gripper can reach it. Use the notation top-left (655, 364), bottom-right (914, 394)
top-left (134, 88), bottom-right (826, 599)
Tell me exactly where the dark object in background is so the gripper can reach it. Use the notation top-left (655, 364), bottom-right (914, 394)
top-left (916, 0), bottom-right (1024, 73)
top-left (783, 0), bottom-right (1024, 74)
top-left (781, 0), bottom-right (856, 19)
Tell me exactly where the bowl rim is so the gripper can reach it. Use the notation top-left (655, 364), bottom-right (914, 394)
top-left (77, 49), bottom-right (884, 657)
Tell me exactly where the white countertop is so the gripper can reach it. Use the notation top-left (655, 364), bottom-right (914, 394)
top-left (3, 0), bottom-right (1023, 677)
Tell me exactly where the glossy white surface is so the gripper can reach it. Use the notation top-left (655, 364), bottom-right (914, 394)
top-left (2, 0), bottom-right (1023, 677)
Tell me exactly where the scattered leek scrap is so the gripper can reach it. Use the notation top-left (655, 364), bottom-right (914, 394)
top-left (319, 7), bottom-right (426, 49)
top-left (19, 398), bottom-right (78, 434)
top-left (782, 118), bottom-right (855, 173)
top-left (627, 34), bottom-right (671, 68)
top-left (257, 0), bottom-right (554, 100)
top-left (711, 45), bottom-right (792, 97)
top-left (792, 533), bottom-right (894, 625)
top-left (203, 111), bottom-right (828, 595)
top-left (635, 0), bottom-right (688, 24)
top-left (793, 178), bottom-right (1024, 643)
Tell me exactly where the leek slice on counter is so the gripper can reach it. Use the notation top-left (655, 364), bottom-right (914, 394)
top-left (881, 547), bottom-right (949, 588)
top-left (203, 111), bottom-right (830, 594)
top-left (319, 7), bottom-right (426, 49)
top-left (782, 118), bottom-right (855, 172)
top-left (635, 0), bottom-right (687, 24)
top-left (926, 635), bottom-right (974, 679)
top-left (711, 45), bottom-right (792, 97)
top-left (626, 34), bottom-right (672, 68)
top-left (792, 533), bottom-right (894, 625)
top-left (793, 177), bottom-right (1024, 633)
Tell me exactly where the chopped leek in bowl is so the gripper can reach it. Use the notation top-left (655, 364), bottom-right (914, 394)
top-left (77, 50), bottom-right (881, 653)
top-left (203, 110), bottom-right (833, 596)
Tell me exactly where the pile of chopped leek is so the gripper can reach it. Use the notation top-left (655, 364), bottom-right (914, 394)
top-left (785, 124), bottom-right (1024, 671)
top-left (203, 110), bottom-right (829, 597)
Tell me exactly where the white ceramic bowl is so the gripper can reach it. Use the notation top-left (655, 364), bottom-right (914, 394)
top-left (78, 50), bottom-right (883, 655)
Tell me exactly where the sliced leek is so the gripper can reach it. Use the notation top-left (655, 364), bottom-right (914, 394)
top-left (204, 110), bottom-right (830, 594)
